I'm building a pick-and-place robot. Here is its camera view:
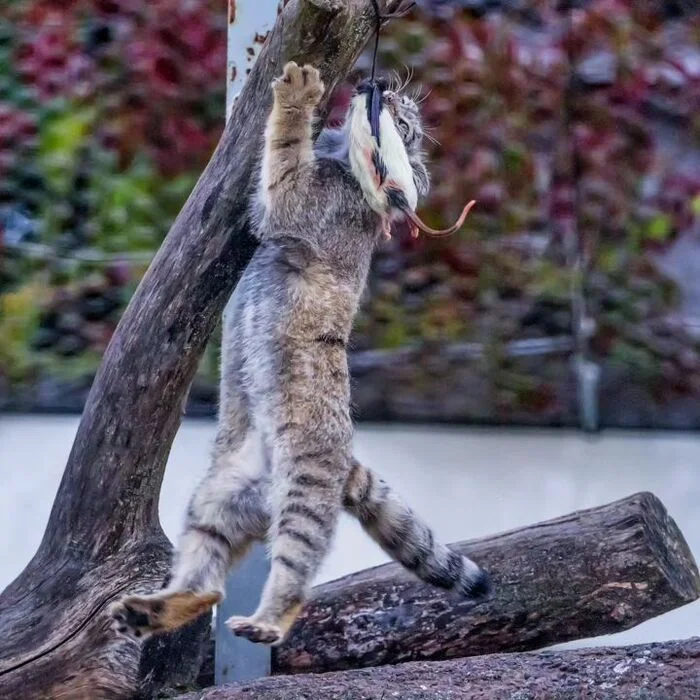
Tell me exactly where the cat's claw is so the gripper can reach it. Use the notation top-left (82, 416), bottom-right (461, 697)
top-left (272, 62), bottom-right (324, 108)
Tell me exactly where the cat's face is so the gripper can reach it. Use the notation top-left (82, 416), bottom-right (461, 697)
top-left (384, 91), bottom-right (423, 154)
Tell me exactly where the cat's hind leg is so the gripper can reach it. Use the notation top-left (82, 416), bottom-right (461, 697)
top-left (226, 350), bottom-right (352, 645)
top-left (226, 433), bottom-right (350, 645)
top-left (111, 425), bottom-right (270, 639)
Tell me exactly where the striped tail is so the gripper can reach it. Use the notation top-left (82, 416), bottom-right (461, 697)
top-left (343, 459), bottom-right (491, 600)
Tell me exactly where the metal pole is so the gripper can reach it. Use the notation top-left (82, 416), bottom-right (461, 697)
top-left (226, 0), bottom-right (279, 120)
top-left (215, 544), bottom-right (272, 684)
top-left (215, 0), bottom-right (278, 685)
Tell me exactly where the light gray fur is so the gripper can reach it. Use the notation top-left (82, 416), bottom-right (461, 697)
top-left (111, 63), bottom-right (489, 646)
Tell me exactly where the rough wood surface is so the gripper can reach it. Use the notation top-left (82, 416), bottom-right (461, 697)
top-left (274, 492), bottom-right (700, 675)
top-left (184, 638), bottom-right (700, 700)
top-left (0, 2), bottom-right (404, 699)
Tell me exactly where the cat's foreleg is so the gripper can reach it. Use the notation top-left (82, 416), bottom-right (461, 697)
top-left (259, 62), bottom-right (324, 218)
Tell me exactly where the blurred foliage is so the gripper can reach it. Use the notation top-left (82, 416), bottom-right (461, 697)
top-left (346, 0), bottom-right (700, 425)
top-left (0, 0), bottom-right (699, 426)
top-left (0, 0), bottom-right (225, 409)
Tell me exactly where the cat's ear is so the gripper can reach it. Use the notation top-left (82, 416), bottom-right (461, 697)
top-left (374, 77), bottom-right (389, 92)
top-left (355, 76), bottom-right (389, 95)
top-left (355, 78), bottom-right (373, 96)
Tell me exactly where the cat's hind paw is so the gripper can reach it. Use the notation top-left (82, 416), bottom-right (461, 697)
top-left (226, 615), bottom-right (284, 645)
top-left (111, 590), bottom-right (221, 639)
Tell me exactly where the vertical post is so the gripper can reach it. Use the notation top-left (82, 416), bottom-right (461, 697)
top-left (226, 0), bottom-right (280, 121)
top-left (215, 544), bottom-right (272, 684)
top-left (215, 0), bottom-right (278, 685)
top-left (576, 356), bottom-right (601, 433)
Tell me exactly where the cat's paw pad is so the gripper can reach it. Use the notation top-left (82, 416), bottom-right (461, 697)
top-left (111, 590), bottom-right (221, 639)
top-left (110, 595), bottom-right (164, 639)
top-left (272, 62), bottom-right (324, 107)
top-left (226, 615), bottom-right (284, 645)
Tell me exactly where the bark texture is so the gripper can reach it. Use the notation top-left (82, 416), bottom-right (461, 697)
top-left (0, 1), bottom-right (403, 698)
top-left (274, 492), bottom-right (700, 674)
top-left (184, 637), bottom-right (700, 700)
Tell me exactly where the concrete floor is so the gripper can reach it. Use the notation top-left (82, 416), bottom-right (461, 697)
top-left (1, 415), bottom-right (698, 648)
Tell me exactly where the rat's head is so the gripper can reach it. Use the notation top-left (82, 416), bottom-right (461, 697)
top-left (383, 91), bottom-right (423, 154)
top-left (355, 78), bottom-right (424, 155)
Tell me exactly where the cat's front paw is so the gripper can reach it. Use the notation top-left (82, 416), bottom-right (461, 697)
top-left (272, 62), bottom-right (324, 109)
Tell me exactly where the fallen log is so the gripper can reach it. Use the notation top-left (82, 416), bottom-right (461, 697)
top-left (274, 492), bottom-right (700, 674)
top-left (0, 2), bottom-right (406, 699)
top-left (184, 637), bottom-right (700, 700)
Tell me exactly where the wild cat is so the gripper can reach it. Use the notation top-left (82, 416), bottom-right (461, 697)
top-left (111, 62), bottom-right (490, 646)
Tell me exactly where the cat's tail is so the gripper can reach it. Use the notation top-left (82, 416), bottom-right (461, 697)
top-left (343, 459), bottom-right (491, 601)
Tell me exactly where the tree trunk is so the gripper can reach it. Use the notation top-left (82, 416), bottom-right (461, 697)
top-left (0, 2), bottom-right (403, 699)
top-left (183, 638), bottom-right (700, 700)
top-left (274, 492), bottom-right (700, 675)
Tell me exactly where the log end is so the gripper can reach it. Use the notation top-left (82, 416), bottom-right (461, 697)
top-left (637, 491), bottom-right (700, 603)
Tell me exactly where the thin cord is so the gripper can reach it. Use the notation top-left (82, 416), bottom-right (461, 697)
top-left (365, 0), bottom-right (416, 145)
top-left (368, 0), bottom-right (416, 84)
top-left (370, 0), bottom-right (381, 84)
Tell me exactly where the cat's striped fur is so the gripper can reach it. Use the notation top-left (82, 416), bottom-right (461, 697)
top-left (111, 62), bottom-right (490, 646)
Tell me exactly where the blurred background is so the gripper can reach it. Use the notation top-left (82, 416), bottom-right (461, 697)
top-left (2, 0), bottom-right (700, 428)
top-left (1, 0), bottom-right (699, 647)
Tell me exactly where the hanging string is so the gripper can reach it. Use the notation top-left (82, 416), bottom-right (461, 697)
top-left (369, 0), bottom-right (382, 84)
top-left (365, 0), bottom-right (414, 146)
top-left (361, 0), bottom-right (477, 239)
top-left (368, 0), bottom-right (416, 84)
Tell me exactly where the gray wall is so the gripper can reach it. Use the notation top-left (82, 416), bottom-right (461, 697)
top-left (1, 415), bottom-right (698, 648)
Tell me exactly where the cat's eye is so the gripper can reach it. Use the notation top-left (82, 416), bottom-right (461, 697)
top-left (397, 118), bottom-right (409, 136)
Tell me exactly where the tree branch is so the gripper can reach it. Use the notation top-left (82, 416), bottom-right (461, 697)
top-left (184, 638), bottom-right (700, 700)
top-left (275, 492), bottom-right (699, 673)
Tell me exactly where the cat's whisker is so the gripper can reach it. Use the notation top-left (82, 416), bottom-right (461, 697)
top-left (403, 66), bottom-right (414, 93)
top-left (416, 88), bottom-right (432, 104)
top-left (397, 64), bottom-right (411, 93)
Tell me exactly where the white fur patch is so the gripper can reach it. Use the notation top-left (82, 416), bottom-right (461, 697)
top-left (347, 93), bottom-right (417, 217)
top-left (348, 94), bottom-right (387, 215)
top-left (378, 108), bottom-right (417, 211)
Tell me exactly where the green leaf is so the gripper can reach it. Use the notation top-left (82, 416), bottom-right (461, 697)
top-left (39, 105), bottom-right (96, 192)
top-left (644, 214), bottom-right (671, 242)
top-left (503, 145), bottom-right (525, 175)
top-left (691, 195), bottom-right (700, 218)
